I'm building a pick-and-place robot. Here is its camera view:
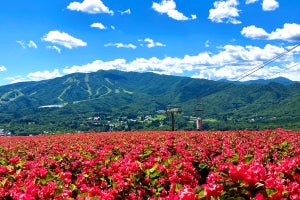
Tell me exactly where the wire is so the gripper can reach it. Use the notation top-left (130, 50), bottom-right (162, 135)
top-left (196, 44), bottom-right (300, 98)
top-left (265, 62), bottom-right (300, 79)
top-left (234, 44), bottom-right (300, 82)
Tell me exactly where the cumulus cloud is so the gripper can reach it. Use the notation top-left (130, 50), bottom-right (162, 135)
top-left (245, 0), bottom-right (279, 11)
top-left (0, 66), bottom-right (7, 72)
top-left (16, 40), bottom-right (37, 49)
top-left (265, 62), bottom-right (300, 80)
top-left (91, 22), bottom-right (106, 30)
top-left (46, 45), bottom-right (61, 53)
top-left (245, 0), bottom-right (259, 4)
top-left (139, 38), bottom-right (166, 48)
top-left (5, 76), bottom-right (29, 84)
top-left (63, 59), bottom-right (126, 74)
top-left (67, 0), bottom-right (113, 15)
top-left (152, 0), bottom-right (196, 21)
top-left (27, 69), bottom-right (62, 81)
top-left (60, 44), bottom-right (300, 81)
top-left (42, 30), bottom-right (87, 49)
top-left (241, 23), bottom-right (300, 42)
top-left (208, 0), bottom-right (241, 24)
top-left (104, 43), bottom-right (137, 49)
top-left (8, 44), bottom-right (299, 83)
top-left (5, 69), bottom-right (62, 84)
top-left (119, 9), bottom-right (131, 15)
top-left (241, 25), bottom-right (269, 39)
top-left (262, 0), bottom-right (279, 11)
top-left (268, 23), bottom-right (300, 42)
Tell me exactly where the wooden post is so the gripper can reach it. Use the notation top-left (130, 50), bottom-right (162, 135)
top-left (171, 112), bottom-right (175, 131)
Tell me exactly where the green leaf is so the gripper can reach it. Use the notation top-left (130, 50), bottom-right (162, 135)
top-left (143, 150), bottom-right (152, 157)
top-left (228, 153), bottom-right (239, 164)
top-left (1, 178), bottom-right (8, 187)
top-left (149, 163), bottom-right (158, 173)
top-left (279, 172), bottom-right (284, 178)
top-left (266, 188), bottom-right (277, 197)
top-left (175, 183), bottom-right (182, 192)
top-left (70, 184), bottom-right (77, 191)
top-left (150, 170), bottom-right (161, 179)
top-left (16, 160), bottom-right (26, 168)
top-left (196, 187), bottom-right (205, 199)
top-left (83, 174), bottom-right (89, 178)
top-left (242, 154), bottom-right (254, 163)
top-left (163, 157), bottom-right (174, 167)
top-left (41, 179), bottom-right (47, 185)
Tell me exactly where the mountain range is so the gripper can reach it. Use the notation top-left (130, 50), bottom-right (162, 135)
top-left (0, 70), bottom-right (299, 134)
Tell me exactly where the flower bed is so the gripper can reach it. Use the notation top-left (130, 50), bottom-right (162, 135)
top-left (0, 129), bottom-right (300, 199)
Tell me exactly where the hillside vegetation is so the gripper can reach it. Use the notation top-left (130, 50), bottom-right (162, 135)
top-left (0, 70), bottom-right (299, 134)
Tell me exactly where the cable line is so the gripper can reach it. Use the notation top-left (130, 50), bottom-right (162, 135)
top-left (197, 44), bottom-right (300, 98)
top-left (265, 62), bottom-right (300, 79)
top-left (234, 44), bottom-right (300, 82)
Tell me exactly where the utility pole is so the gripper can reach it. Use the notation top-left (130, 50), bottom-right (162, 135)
top-left (165, 105), bottom-right (182, 131)
top-left (194, 97), bottom-right (204, 130)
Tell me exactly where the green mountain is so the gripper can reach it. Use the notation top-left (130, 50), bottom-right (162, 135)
top-left (0, 70), bottom-right (299, 134)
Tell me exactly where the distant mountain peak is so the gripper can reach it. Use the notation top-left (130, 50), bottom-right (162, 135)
top-left (218, 76), bottom-right (296, 85)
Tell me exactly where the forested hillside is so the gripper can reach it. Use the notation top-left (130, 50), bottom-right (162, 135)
top-left (0, 70), bottom-right (299, 135)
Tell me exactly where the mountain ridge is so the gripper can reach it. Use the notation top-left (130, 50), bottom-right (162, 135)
top-left (0, 70), bottom-right (299, 134)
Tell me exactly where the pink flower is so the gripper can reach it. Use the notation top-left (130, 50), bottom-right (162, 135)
top-left (9, 156), bottom-right (20, 164)
top-left (203, 183), bottom-right (223, 198)
top-left (178, 185), bottom-right (197, 199)
top-left (60, 171), bottom-right (72, 184)
top-left (0, 166), bottom-right (7, 174)
top-left (38, 167), bottom-right (48, 178)
top-left (255, 193), bottom-right (264, 200)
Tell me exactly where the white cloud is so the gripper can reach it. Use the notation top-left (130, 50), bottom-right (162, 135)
top-left (208, 0), bottom-right (241, 24)
top-left (119, 9), bottom-right (131, 15)
top-left (140, 38), bottom-right (166, 48)
top-left (42, 30), bottom-right (87, 49)
top-left (5, 69), bottom-right (62, 84)
top-left (0, 66), bottom-right (7, 72)
top-left (5, 76), bottom-right (30, 84)
top-left (265, 62), bottom-right (300, 80)
top-left (269, 23), bottom-right (300, 42)
top-left (152, 0), bottom-right (196, 21)
top-left (242, 23), bottom-right (300, 42)
top-left (111, 25), bottom-right (115, 30)
top-left (241, 25), bottom-right (269, 39)
top-left (91, 22), bottom-right (106, 30)
top-left (63, 59), bottom-right (126, 74)
top-left (205, 40), bottom-right (210, 47)
top-left (16, 40), bottom-right (37, 49)
top-left (8, 44), bottom-right (300, 84)
top-left (16, 40), bottom-right (26, 49)
top-left (27, 69), bottom-right (62, 81)
top-left (262, 0), bottom-right (279, 11)
top-left (60, 44), bottom-right (300, 81)
top-left (245, 0), bottom-right (259, 4)
top-left (67, 0), bottom-right (113, 15)
top-left (28, 40), bottom-right (37, 48)
top-left (245, 0), bottom-right (279, 11)
top-left (104, 43), bottom-right (137, 49)
top-left (46, 45), bottom-right (61, 53)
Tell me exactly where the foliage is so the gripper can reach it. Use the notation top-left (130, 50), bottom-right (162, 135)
top-left (1, 129), bottom-right (300, 199)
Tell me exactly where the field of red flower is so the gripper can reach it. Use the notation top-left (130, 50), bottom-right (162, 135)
top-left (1, 129), bottom-right (300, 199)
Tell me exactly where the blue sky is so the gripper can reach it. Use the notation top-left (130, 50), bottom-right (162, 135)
top-left (0, 0), bottom-right (299, 86)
